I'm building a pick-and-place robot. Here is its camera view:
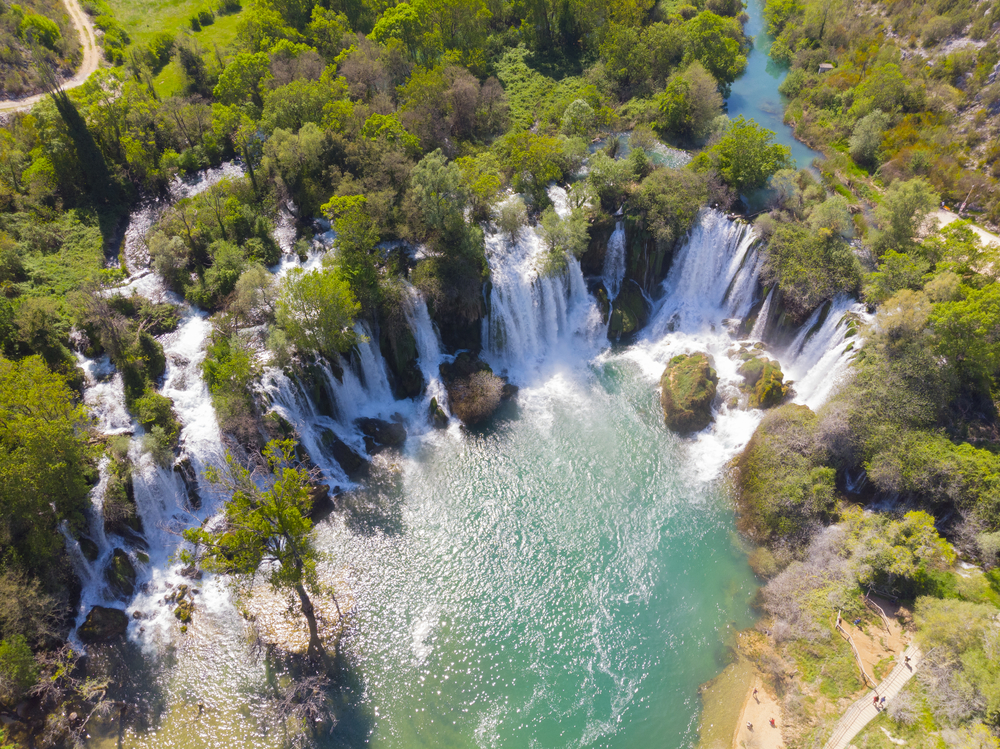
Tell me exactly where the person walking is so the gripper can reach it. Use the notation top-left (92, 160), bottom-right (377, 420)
top-left (753, 687), bottom-right (758, 702)
top-left (770, 717), bottom-right (776, 727)
top-left (747, 722), bottom-right (753, 730)
top-left (873, 694), bottom-right (880, 709)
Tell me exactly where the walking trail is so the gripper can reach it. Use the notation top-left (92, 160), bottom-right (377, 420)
top-left (934, 209), bottom-right (1000, 247)
top-left (0, 0), bottom-right (100, 114)
top-left (821, 644), bottom-right (922, 749)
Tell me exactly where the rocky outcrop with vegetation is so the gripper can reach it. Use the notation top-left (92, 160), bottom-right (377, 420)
top-left (660, 353), bottom-right (718, 433)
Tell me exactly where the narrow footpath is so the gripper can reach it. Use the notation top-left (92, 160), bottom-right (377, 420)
top-left (934, 209), bottom-right (1000, 247)
top-left (822, 645), bottom-right (923, 749)
top-left (0, 0), bottom-right (100, 113)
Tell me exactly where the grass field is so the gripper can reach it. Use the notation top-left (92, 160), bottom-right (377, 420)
top-left (102, 0), bottom-right (246, 96)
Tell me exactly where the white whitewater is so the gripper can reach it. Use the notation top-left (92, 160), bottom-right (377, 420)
top-left (784, 295), bottom-right (867, 410)
top-left (614, 209), bottom-right (863, 481)
top-left (61, 187), bottom-right (871, 746)
top-left (603, 222), bottom-right (626, 300)
top-left (750, 286), bottom-right (775, 340)
top-left (646, 209), bottom-right (761, 338)
top-left (482, 224), bottom-right (603, 381)
top-left (403, 285), bottom-right (451, 421)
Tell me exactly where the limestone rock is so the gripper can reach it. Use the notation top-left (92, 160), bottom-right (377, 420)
top-left (440, 353), bottom-right (511, 426)
top-left (428, 398), bottom-right (449, 429)
top-left (79, 536), bottom-right (100, 562)
top-left (78, 606), bottom-right (128, 643)
top-left (660, 353), bottom-right (718, 433)
top-left (104, 548), bottom-right (137, 599)
top-left (607, 280), bottom-right (650, 341)
top-left (320, 429), bottom-right (369, 478)
top-left (355, 418), bottom-right (407, 452)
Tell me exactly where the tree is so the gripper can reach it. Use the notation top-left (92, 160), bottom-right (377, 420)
top-left (600, 24), bottom-right (651, 96)
top-left (275, 264), bottom-right (360, 359)
top-left (496, 195), bottom-right (528, 243)
top-left (711, 116), bottom-right (791, 192)
top-left (213, 52), bottom-right (272, 110)
top-left (872, 178), bottom-right (938, 255)
top-left (849, 109), bottom-right (889, 168)
top-left (539, 207), bottom-right (589, 274)
top-left (684, 11), bottom-right (747, 86)
top-left (370, 2), bottom-right (423, 59)
top-left (850, 63), bottom-right (911, 118)
top-left (930, 282), bottom-right (1000, 383)
top-left (864, 251), bottom-right (929, 304)
top-left (0, 635), bottom-right (38, 706)
top-left (183, 441), bottom-right (333, 662)
top-left (409, 149), bottom-right (467, 237)
top-left (808, 195), bottom-right (853, 238)
top-left (560, 99), bottom-right (597, 138)
top-left (657, 62), bottom-right (723, 142)
top-left (0, 356), bottom-right (90, 571)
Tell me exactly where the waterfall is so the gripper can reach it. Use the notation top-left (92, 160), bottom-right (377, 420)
top-left (646, 209), bottom-right (760, 338)
top-left (548, 184), bottom-right (571, 219)
top-left (750, 287), bottom-right (775, 340)
top-left (618, 209), bottom-right (865, 480)
top-left (403, 286), bottom-right (451, 420)
top-left (482, 226), bottom-right (603, 380)
top-left (264, 368), bottom-right (354, 488)
top-left (603, 223), bottom-right (626, 300)
top-left (60, 523), bottom-right (95, 584)
top-left (784, 295), bottom-right (867, 410)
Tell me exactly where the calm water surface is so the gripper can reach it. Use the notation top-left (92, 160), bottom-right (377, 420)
top-left (727, 0), bottom-right (825, 170)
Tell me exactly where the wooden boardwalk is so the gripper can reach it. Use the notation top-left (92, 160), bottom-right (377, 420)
top-left (822, 644), bottom-right (922, 749)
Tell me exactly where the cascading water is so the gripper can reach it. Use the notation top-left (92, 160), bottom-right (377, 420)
top-left (750, 286), bottom-right (775, 340)
top-left (482, 225), bottom-right (602, 380)
top-left (783, 294), bottom-right (868, 409)
top-left (403, 285), bottom-right (451, 421)
top-left (646, 209), bottom-right (761, 337)
top-left (602, 222), bottom-right (626, 300)
top-left (76, 189), bottom-right (867, 748)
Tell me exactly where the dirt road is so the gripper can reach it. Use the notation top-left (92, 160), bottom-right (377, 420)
top-left (0, 0), bottom-right (101, 114)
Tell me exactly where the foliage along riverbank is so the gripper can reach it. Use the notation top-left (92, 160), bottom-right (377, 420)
top-left (708, 0), bottom-right (1000, 744)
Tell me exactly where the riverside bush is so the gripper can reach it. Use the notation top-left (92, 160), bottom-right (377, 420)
top-left (735, 404), bottom-right (837, 543)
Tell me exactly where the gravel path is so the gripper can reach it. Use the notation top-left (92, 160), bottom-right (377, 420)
top-left (0, 0), bottom-right (101, 113)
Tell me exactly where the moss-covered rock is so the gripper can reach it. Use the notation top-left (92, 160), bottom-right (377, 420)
top-left (660, 353), bottom-right (718, 433)
top-left (105, 548), bottom-right (137, 599)
top-left (429, 397), bottom-right (449, 429)
top-left (734, 404), bottom-right (836, 544)
top-left (78, 606), bottom-right (128, 644)
top-left (738, 356), bottom-right (791, 409)
top-left (608, 280), bottom-right (651, 341)
top-left (298, 357), bottom-right (342, 421)
top-left (79, 536), bottom-right (100, 562)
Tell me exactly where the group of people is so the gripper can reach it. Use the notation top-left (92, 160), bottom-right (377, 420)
top-left (747, 689), bottom-right (777, 731)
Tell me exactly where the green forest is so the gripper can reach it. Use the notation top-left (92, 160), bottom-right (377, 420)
top-left (0, 0), bottom-right (999, 743)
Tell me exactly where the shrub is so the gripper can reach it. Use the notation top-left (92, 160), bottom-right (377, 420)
top-left (449, 370), bottom-right (504, 425)
top-left (18, 14), bottom-right (61, 49)
top-left (849, 110), bottom-right (890, 168)
top-left (132, 390), bottom-right (180, 444)
top-left (0, 635), bottom-right (38, 706)
top-left (735, 404), bottom-right (836, 544)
